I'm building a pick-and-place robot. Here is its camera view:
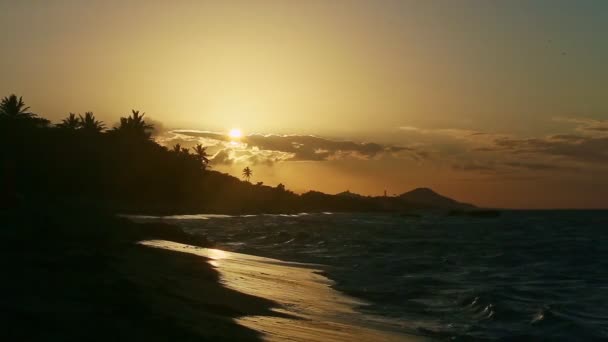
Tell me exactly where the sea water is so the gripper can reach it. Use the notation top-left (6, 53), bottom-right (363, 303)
top-left (132, 211), bottom-right (608, 341)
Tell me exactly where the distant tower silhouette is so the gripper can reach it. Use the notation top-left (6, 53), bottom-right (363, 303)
top-left (384, 189), bottom-right (387, 197)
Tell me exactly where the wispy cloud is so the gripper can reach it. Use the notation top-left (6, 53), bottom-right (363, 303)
top-left (399, 119), bottom-right (608, 176)
top-left (156, 130), bottom-right (418, 165)
top-left (155, 116), bottom-right (608, 174)
top-left (553, 117), bottom-right (608, 136)
top-left (491, 135), bottom-right (608, 164)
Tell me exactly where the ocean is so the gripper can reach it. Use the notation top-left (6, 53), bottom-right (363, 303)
top-left (132, 211), bottom-right (608, 341)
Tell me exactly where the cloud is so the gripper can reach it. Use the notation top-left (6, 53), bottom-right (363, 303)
top-left (553, 117), bottom-right (608, 136)
top-left (172, 130), bottom-right (230, 141)
top-left (210, 149), bottom-right (234, 165)
top-left (489, 135), bottom-right (608, 164)
top-left (156, 130), bottom-right (415, 165)
top-left (155, 130), bottom-right (224, 151)
top-left (397, 125), bottom-right (508, 151)
top-left (503, 161), bottom-right (576, 171)
top-left (399, 120), bottom-right (607, 177)
top-left (243, 133), bottom-right (411, 161)
top-left (451, 161), bottom-right (498, 173)
top-left (156, 116), bottom-right (608, 175)
top-left (398, 126), bottom-right (481, 138)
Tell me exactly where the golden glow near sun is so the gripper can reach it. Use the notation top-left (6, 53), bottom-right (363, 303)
top-left (229, 128), bottom-right (243, 139)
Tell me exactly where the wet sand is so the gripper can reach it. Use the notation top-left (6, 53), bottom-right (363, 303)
top-left (141, 240), bottom-right (429, 342)
top-left (2, 206), bottom-right (428, 341)
top-left (1, 208), bottom-right (279, 341)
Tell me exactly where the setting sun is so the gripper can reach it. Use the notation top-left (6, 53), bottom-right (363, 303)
top-left (229, 128), bottom-right (243, 139)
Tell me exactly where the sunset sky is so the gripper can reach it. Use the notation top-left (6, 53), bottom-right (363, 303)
top-left (2, 0), bottom-right (607, 208)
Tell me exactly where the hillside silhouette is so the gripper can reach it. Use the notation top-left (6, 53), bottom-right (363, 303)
top-left (399, 188), bottom-right (475, 209)
top-left (1, 94), bottom-right (474, 214)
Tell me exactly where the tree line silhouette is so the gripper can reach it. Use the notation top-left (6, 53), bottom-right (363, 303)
top-left (1, 94), bottom-right (455, 214)
top-left (0, 94), bottom-right (307, 213)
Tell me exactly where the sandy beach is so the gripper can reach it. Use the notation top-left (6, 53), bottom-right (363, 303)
top-left (0, 207), bottom-right (275, 341)
top-left (140, 240), bottom-right (428, 342)
top-left (1, 207), bottom-right (427, 341)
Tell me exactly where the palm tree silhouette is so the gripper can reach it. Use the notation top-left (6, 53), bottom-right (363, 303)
top-left (0, 94), bottom-right (33, 118)
top-left (171, 144), bottom-right (190, 156)
top-left (242, 166), bottom-right (253, 182)
top-left (114, 110), bottom-right (153, 139)
top-left (192, 144), bottom-right (210, 169)
top-left (57, 113), bottom-right (81, 130)
top-left (79, 112), bottom-right (105, 133)
top-left (0, 94), bottom-right (49, 127)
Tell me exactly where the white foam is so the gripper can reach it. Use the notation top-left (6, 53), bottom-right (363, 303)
top-left (139, 240), bottom-right (427, 342)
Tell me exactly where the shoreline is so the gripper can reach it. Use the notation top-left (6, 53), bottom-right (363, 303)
top-left (1, 205), bottom-right (427, 341)
top-left (0, 206), bottom-right (281, 341)
top-left (140, 240), bottom-right (428, 342)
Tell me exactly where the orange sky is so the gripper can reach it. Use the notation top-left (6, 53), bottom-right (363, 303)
top-left (1, 1), bottom-right (607, 208)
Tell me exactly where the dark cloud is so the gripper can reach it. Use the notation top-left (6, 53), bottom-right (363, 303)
top-left (555, 117), bottom-right (608, 135)
top-left (452, 161), bottom-right (498, 173)
top-left (587, 126), bottom-right (608, 132)
top-left (243, 134), bottom-right (411, 161)
top-left (451, 159), bottom-right (579, 180)
top-left (404, 149), bottom-right (431, 161)
top-left (165, 117), bottom-right (608, 177)
top-left (490, 135), bottom-right (608, 164)
top-left (548, 134), bottom-right (585, 142)
top-left (173, 131), bottom-right (414, 162)
top-left (504, 161), bottom-right (576, 171)
top-left (472, 146), bottom-right (500, 152)
top-left (452, 159), bottom-right (577, 175)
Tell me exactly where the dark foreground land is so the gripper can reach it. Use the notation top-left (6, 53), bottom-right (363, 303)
top-left (0, 94), bottom-right (466, 341)
top-left (0, 202), bottom-right (290, 342)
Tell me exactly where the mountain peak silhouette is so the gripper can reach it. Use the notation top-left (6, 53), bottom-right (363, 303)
top-left (398, 187), bottom-right (475, 209)
top-left (336, 190), bottom-right (364, 198)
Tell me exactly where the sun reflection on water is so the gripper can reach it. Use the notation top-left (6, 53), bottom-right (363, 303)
top-left (206, 248), bottom-right (230, 260)
top-left (137, 240), bottom-right (413, 341)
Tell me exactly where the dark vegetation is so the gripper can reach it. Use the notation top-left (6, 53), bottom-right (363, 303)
top-left (1, 94), bottom-right (303, 341)
top-left (0, 94), bottom-right (473, 214)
